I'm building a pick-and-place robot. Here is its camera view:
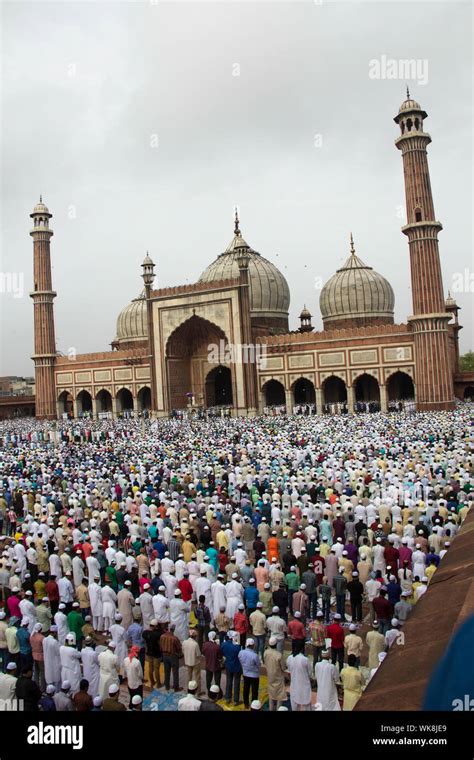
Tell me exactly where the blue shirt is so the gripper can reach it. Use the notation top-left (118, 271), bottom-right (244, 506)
top-left (127, 623), bottom-right (144, 647)
top-left (17, 626), bottom-right (32, 654)
top-left (221, 641), bottom-right (242, 673)
top-left (238, 648), bottom-right (260, 678)
top-left (244, 586), bottom-right (259, 610)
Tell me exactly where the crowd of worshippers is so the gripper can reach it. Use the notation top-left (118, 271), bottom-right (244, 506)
top-left (0, 407), bottom-right (471, 711)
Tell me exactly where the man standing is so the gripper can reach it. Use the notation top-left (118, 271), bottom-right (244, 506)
top-left (286, 650), bottom-right (313, 711)
top-left (43, 625), bottom-right (61, 691)
top-left (263, 637), bottom-right (287, 711)
top-left (347, 571), bottom-right (364, 623)
top-left (221, 631), bottom-right (242, 706)
top-left (202, 630), bottom-right (222, 694)
top-left (340, 654), bottom-right (365, 710)
top-left (143, 618), bottom-right (163, 690)
top-left (326, 613), bottom-right (344, 672)
top-left (344, 624), bottom-right (363, 667)
top-left (365, 621), bottom-right (386, 670)
top-left (288, 610), bottom-right (306, 655)
top-left (238, 638), bottom-right (260, 710)
top-left (314, 649), bottom-right (340, 711)
top-left (249, 602), bottom-right (267, 661)
top-left (60, 633), bottom-right (82, 694)
top-left (332, 568), bottom-right (347, 620)
top-left (265, 607), bottom-right (287, 654)
top-left (160, 623), bottom-right (183, 692)
top-left (309, 612), bottom-right (326, 664)
top-left (182, 629), bottom-right (201, 692)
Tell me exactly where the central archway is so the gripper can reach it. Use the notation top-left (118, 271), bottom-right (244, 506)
top-left (205, 366), bottom-right (233, 407)
top-left (166, 315), bottom-right (230, 410)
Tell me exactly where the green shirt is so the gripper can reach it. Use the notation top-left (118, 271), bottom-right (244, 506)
top-left (67, 611), bottom-right (84, 640)
top-left (286, 572), bottom-right (300, 591)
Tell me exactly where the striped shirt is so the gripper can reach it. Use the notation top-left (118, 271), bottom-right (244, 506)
top-left (160, 631), bottom-right (182, 658)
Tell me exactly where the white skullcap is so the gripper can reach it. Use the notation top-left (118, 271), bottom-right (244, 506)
top-left (246, 638), bottom-right (255, 647)
top-left (277, 706), bottom-right (289, 711)
top-left (272, 606), bottom-right (279, 614)
top-left (6, 662), bottom-right (17, 671)
top-left (294, 611), bottom-right (301, 618)
top-left (108, 683), bottom-right (119, 695)
top-left (188, 680), bottom-right (198, 690)
top-left (93, 696), bottom-right (103, 707)
top-left (269, 636), bottom-right (277, 646)
top-left (210, 685), bottom-right (220, 694)
top-left (250, 700), bottom-right (261, 710)
top-left (61, 680), bottom-right (71, 690)
top-left (391, 618), bottom-right (399, 626)
top-left (349, 623), bottom-right (356, 631)
top-left (46, 684), bottom-right (55, 694)
top-left (208, 631), bottom-right (216, 640)
top-left (132, 695), bottom-right (143, 705)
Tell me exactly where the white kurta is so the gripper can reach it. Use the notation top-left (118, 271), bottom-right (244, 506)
top-left (60, 645), bottom-right (82, 693)
top-left (88, 582), bottom-right (104, 616)
top-left (314, 660), bottom-right (341, 711)
top-left (54, 611), bottom-right (69, 646)
top-left (109, 624), bottom-right (128, 675)
top-left (225, 580), bottom-right (243, 622)
top-left (98, 649), bottom-right (119, 700)
top-left (43, 635), bottom-right (61, 689)
top-left (169, 599), bottom-right (191, 641)
top-left (211, 581), bottom-right (226, 614)
top-left (287, 653), bottom-right (313, 707)
top-left (19, 599), bottom-right (37, 634)
top-left (81, 646), bottom-right (101, 697)
top-left (152, 594), bottom-right (170, 624)
top-left (101, 586), bottom-right (117, 626)
top-left (138, 592), bottom-right (154, 631)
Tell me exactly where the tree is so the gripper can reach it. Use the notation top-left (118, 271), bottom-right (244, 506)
top-left (460, 352), bottom-right (474, 371)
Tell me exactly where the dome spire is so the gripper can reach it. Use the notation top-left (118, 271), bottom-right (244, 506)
top-left (406, 84), bottom-right (410, 99)
top-left (350, 232), bottom-right (355, 254)
top-left (234, 206), bottom-right (241, 237)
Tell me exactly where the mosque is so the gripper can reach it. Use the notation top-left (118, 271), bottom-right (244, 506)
top-left (28, 93), bottom-right (473, 420)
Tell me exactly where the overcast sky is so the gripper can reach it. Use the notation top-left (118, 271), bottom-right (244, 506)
top-left (1, 0), bottom-right (472, 376)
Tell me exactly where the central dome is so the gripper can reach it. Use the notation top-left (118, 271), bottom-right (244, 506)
top-left (320, 236), bottom-right (394, 330)
top-left (198, 215), bottom-right (290, 333)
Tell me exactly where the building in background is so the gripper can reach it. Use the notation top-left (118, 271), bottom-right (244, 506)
top-left (17, 95), bottom-right (474, 419)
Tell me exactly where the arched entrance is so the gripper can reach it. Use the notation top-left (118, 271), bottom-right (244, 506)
top-left (166, 315), bottom-right (230, 411)
top-left (96, 389), bottom-right (112, 415)
top-left (137, 387), bottom-right (151, 413)
top-left (76, 390), bottom-right (92, 416)
top-left (354, 373), bottom-right (380, 412)
top-left (386, 372), bottom-right (415, 402)
top-left (322, 376), bottom-right (347, 412)
top-left (293, 378), bottom-right (316, 405)
top-left (116, 388), bottom-right (134, 414)
top-left (205, 366), bottom-right (233, 407)
top-left (58, 391), bottom-right (73, 417)
top-left (263, 379), bottom-right (285, 407)
top-left (464, 386), bottom-right (474, 401)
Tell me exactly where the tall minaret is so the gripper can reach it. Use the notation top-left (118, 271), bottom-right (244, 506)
top-left (394, 91), bottom-right (454, 411)
top-left (30, 197), bottom-right (57, 419)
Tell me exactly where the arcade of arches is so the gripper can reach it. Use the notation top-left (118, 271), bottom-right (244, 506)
top-left (57, 386), bottom-right (152, 418)
top-left (260, 371), bottom-right (415, 413)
